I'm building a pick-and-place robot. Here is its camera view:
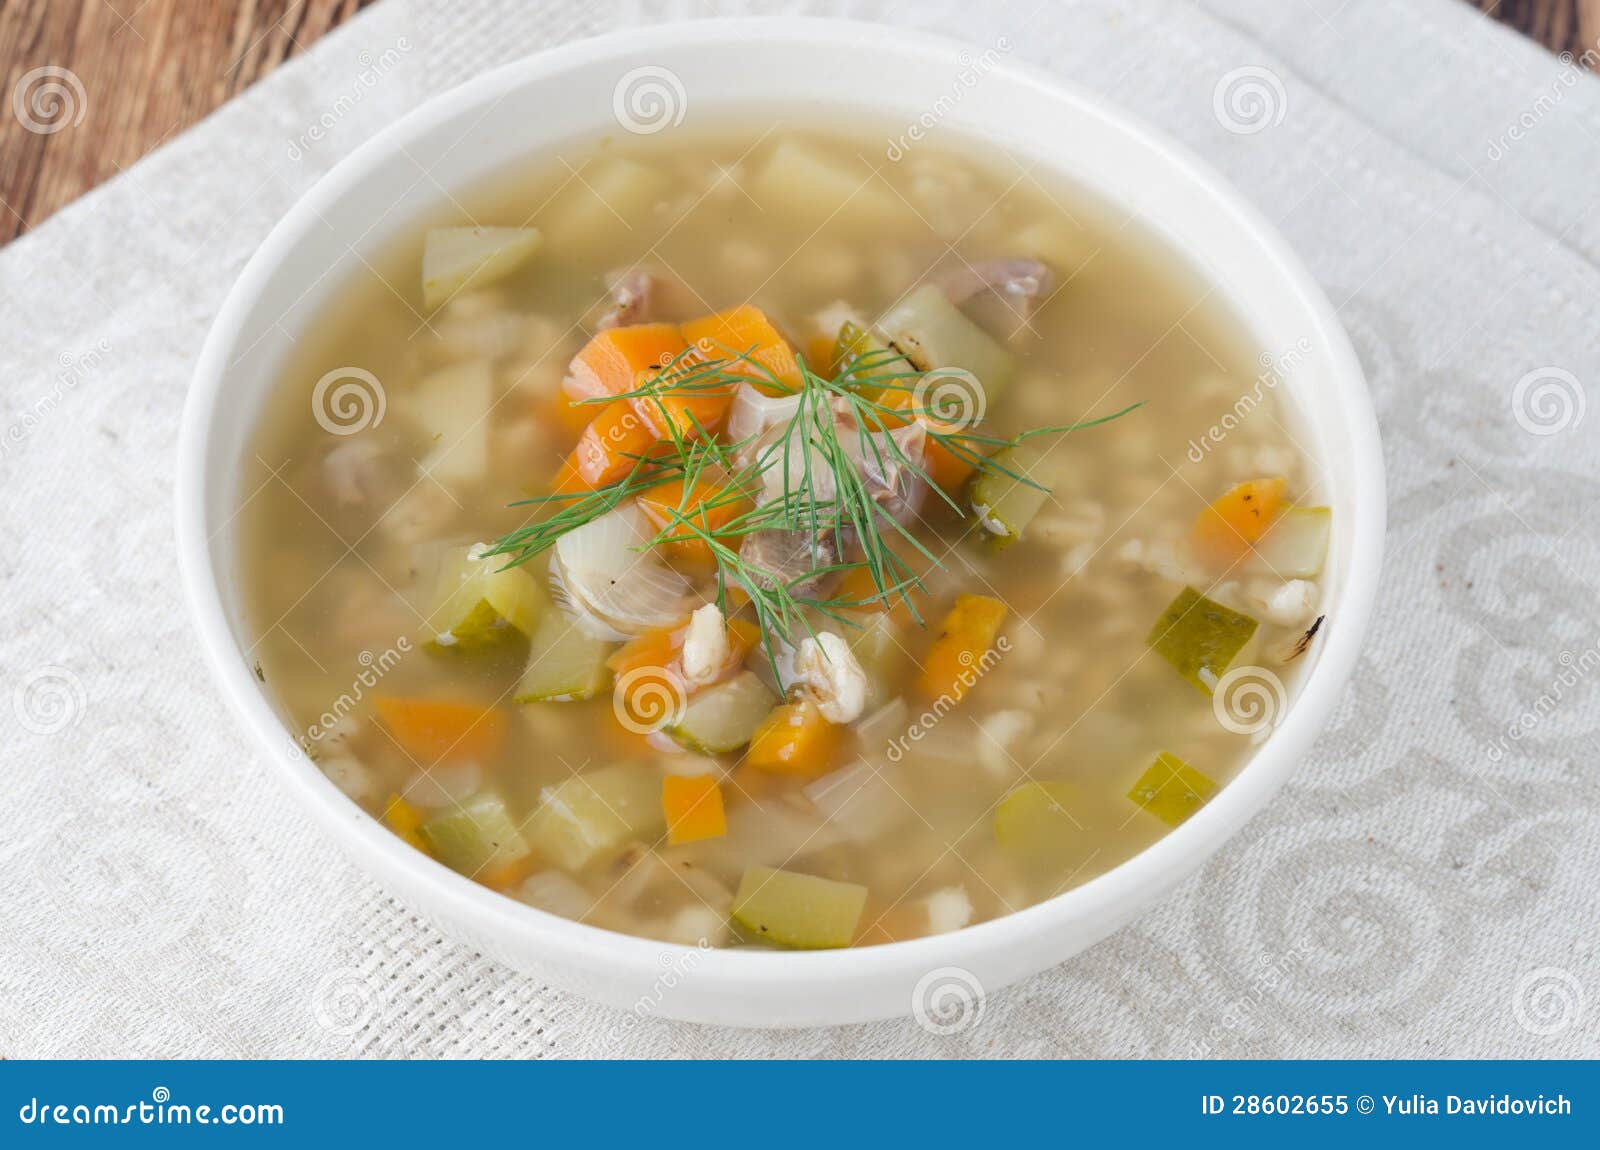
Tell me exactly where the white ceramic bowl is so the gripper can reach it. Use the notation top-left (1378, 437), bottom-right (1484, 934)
top-left (176, 17), bottom-right (1385, 1027)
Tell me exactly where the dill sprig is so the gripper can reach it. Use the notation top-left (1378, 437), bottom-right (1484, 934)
top-left (486, 331), bottom-right (1140, 669)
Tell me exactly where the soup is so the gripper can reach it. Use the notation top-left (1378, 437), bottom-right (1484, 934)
top-left (240, 121), bottom-right (1330, 950)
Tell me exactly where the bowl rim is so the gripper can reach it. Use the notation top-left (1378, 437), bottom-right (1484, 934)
top-left (176, 16), bottom-right (1386, 994)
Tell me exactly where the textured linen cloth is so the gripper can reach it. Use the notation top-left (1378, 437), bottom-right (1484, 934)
top-left (2, 0), bottom-right (1597, 1058)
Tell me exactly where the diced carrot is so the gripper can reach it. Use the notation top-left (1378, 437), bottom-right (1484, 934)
top-left (1192, 477), bottom-right (1288, 561)
top-left (549, 453), bottom-right (588, 497)
top-left (804, 332), bottom-right (840, 376)
top-left (562, 323), bottom-right (686, 401)
top-left (636, 471), bottom-right (752, 562)
top-left (746, 697), bottom-right (839, 777)
top-left (607, 627), bottom-right (681, 677)
top-left (544, 390), bottom-right (596, 443)
top-left (383, 793), bottom-right (430, 854)
top-left (374, 696), bottom-right (507, 764)
top-left (681, 305), bottom-right (802, 393)
top-left (916, 594), bottom-right (1008, 703)
top-left (627, 356), bottom-right (739, 442)
top-left (480, 853), bottom-right (539, 892)
top-left (573, 400), bottom-right (657, 486)
top-left (877, 388), bottom-right (979, 494)
top-left (725, 618), bottom-right (761, 664)
top-left (662, 774), bottom-right (727, 845)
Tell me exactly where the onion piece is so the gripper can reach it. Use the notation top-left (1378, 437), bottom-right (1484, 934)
top-left (727, 383), bottom-right (802, 458)
top-left (552, 503), bottom-right (692, 637)
top-left (803, 759), bottom-right (909, 842)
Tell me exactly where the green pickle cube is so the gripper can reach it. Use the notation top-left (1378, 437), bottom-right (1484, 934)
top-left (1126, 751), bottom-right (1219, 827)
top-left (993, 780), bottom-right (1082, 856)
top-left (1146, 586), bottom-right (1257, 692)
top-left (731, 866), bottom-right (867, 949)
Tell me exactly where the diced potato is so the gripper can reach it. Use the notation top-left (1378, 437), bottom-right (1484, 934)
top-left (752, 139), bottom-right (903, 228)
top-left (526, 764), bottom-right (665, 871)
top-left (846, 612), bottom-right (907, 708)
top-left (993, 780), bottom-right (1081, 856)
top-left (1241, 506), bottom-right (1331, 578)
top-left (515, 611), bottom-right (616, 702)
top-left (419, 791), bottom-right (529, 875)
top-left (1126, 751), bottom-right (1218, 827)
top-left (421, 226), bottom-right (542, 310)
top-left (404, 359), bottom-right (495, 488)
top-left (424, 545), bottom-right (546, 652)
top-left (876, 284), bottom-right (1015, 399)
top-left (1146, 587), bottom-right (1258, 694)
top-left (730, 865), bottom-right (868, 949)
top-left (542, 157), bottom-right (669, 251)
top-left (666, 671), bottom-right (777, 754)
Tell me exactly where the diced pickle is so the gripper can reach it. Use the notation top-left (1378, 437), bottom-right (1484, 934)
top-left (515, 611), bottom-right (615, 702)
top-left (993, 781), bottom-right (1082, 856)
top-left (419, 791), bottom-right (529, 875)
top-left (730, 865), bottom-right (868, 949)
top-left (831, 321), bottom-right (906, 396)
top-left (425, 545), bottom-right (546, 653)
top-left (421, 226), bottom-right (542, 309)
top-left (666, 671), bottom-right (778, 754)
top-left (526, 764), bottom-right (664, 872)
top-left (875, 284), bottom-right (1015, 399)
top-left (969, 443), bottom-right (1048, 549)
top-left (1146, 587), bottom-right (1257, 693)
top-left (1127, 751), bottom-right (1218, 827)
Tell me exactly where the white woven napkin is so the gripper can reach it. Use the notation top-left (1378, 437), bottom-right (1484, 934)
top-left (1, 0), bottom-right (1596, 1057)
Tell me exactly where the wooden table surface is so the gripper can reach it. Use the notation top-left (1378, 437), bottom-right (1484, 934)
top-left (0, 0), bottom-right (1594, 245)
